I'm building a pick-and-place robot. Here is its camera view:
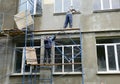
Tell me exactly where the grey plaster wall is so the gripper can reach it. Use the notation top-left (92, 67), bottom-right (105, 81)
top-left (0, 36), bottom-right (13, 84)
top-left (53, 76), bottom-right (82, 84)
top-left (0, 36), bottom-right (8, 84)
top-left (0, 0), bottom-right (17, 30)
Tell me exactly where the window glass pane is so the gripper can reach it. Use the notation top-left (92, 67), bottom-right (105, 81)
top-left (0, 13), bottom-right (3, 31)
top-left (25, 62), bottom-right (30, 72)
top-left (55, 0), bottom-right (62, 13)
top-left (56, 38), bottom-right (80, 45)
top-left (32, 48), bottom-right (40, 72)
top-left (74, 46), bottom-right (81, 72)
top-left (117, 45), bottom-right (120, 70)
top-left (107, 46), bottom-right (116, 70)
top-left (72, 0), bottom-right (80, 11)
top-left (112, 0), bottom-right (120, 8)
top-left (19, 0), bottom-right (27, 12)
top-left (96, 38), bottom-right (120, 44)
top-left (64, 47), bottom-right (72, 72)
top-left (97, 45), bottom-right (106, 71)
top-left (55, 0), bottom-right (80, 13)
top-left (36, 0), bottom-right (42, 14)
top-left (103, 0), bottom-right (110, 9)
top-left (15, 49), bottom-right (22, 73)
top-left (93, 0), bottom-right (101, 10)
top-left (16, 40), bottom-right (40, 47)
top-left (36, 48), bottom-right (40, 64)
top-left (55, 47), bottom-right (62, 72)
top-left (28, 0), bottom-right (34, 14)
top-left (64, 0), bottom-right (71, 12)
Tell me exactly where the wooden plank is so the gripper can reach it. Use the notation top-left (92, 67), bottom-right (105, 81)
top-left (2, 28), bottom-right (80, 36)
top-left (3, 28), bottom-right (24, 36)
top-left (32, 28), bottom-right (80, 32)
top-left (30, 62), bottom-right (81, 66)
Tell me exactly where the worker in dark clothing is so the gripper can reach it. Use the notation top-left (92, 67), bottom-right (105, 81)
top-left (44, 35), bottom-right (56, 63)
top-left (64, 6), bottom-right (77, 28)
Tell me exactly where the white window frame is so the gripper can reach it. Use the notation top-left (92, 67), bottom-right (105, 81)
top-left (97, 43), bottom-right (120, 73)
top-left (18, 0), bottom-right (42, 15)
top-left (54, 0), bottom-right (80, 13)
top-left (94, 0), bottom-right (120, 10)
top-left (53, 45), bottom-right (81, 74)
top-left (12, 46), bottom-right (41, 75)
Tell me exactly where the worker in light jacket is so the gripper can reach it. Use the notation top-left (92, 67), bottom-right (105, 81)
top-left (64, 6), bottom-right (77, 28)
top-left (44, 35), bottom-right (56, 63)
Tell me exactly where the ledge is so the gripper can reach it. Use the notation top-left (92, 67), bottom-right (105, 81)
top-left (93, 8), bottom-right (120, 13)
top-left (10, 72), bottom-right (82, 77)
top-left (97, 71), bottom-right (120, 75)
top-left (53, 12), bottom-right (81, 16)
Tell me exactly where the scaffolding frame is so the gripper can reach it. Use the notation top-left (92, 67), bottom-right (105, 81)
top-left (0, 0), bottom-right (84, 84)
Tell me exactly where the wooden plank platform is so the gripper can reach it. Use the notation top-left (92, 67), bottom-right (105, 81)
top-left (32, 28), bottom-right (80, 32)
top-left (2, 28), bottom-right (80, 36)
top-left (3, 28), bottom-right (24, 36)
top-left (30, 62), bottom-right (81, 66)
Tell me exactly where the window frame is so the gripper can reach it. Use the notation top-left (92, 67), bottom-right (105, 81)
top-left (97, 42), bottom-right (120, 73)
top-left (54, 0), bottom-right (80, 13)
top-left (94, 0), bottom-right (120, 11)
top-left (0, 13), bottom-right (4, 31)
top-left (53, 44), bottom-right (82, 74)
top-left (18, 0), bottom-right (42, 15)
top-left (12, 43), bottom-right (41, 75)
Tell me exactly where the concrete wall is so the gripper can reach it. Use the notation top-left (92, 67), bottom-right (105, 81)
top-left (0, 0), bottom-right (17, 30)
top-left (0, 36), bottom-right (13, 84)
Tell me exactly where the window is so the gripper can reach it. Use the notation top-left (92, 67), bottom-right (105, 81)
top-left (19, 0), bottom-right (42, 15)
top-left (14, 40), bottom-right (41, 74)
top-left (96, 38), bottom-right (120, 73)
top-left (0, 13), bottom-right (3, 31)
top-left (54, 0), bottom-right (80, 13)
top-left (94, 0), bottom-right (120, 10)
top-left (53, 38), bottom-right (82, 74)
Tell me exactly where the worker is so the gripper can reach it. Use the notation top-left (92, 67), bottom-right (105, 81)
top-left (63, 6), bottom-right (77, 28)
top-left (43, 35), bottom-right (56, 63)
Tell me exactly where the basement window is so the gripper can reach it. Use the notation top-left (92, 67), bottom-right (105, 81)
top-left (53, 38), bottom-right (82, 74)
top-left (93, 0), bottom-right (120, 11)
top-left (18, 0), bottom-right (42, 15)
top-left (96, 38), bottom-right (120, 73)
top-left (13, 40), bottom-right (41, 74)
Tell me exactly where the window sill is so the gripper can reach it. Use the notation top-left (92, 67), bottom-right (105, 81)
top-left (53, 12), bottom-right (81, 16)
top-left (93, 8), bottom-right (120, 13)
top-left (10, 73), bottom-right (40, 76)
top-left (31, 13), bottom-right (42, 17)
top-left (53, 72), bottom-right (82, 75)
top-left (10, 72), bottom-right (82, 76)
top-left (97, 71), bottom-right (120, 75)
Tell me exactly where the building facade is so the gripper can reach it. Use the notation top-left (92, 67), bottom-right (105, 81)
top-left (0, 0), bottom-right (120, 84)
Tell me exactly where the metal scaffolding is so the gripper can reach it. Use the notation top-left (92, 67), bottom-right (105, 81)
top-left (0, 0), bottom-right (84, 84)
